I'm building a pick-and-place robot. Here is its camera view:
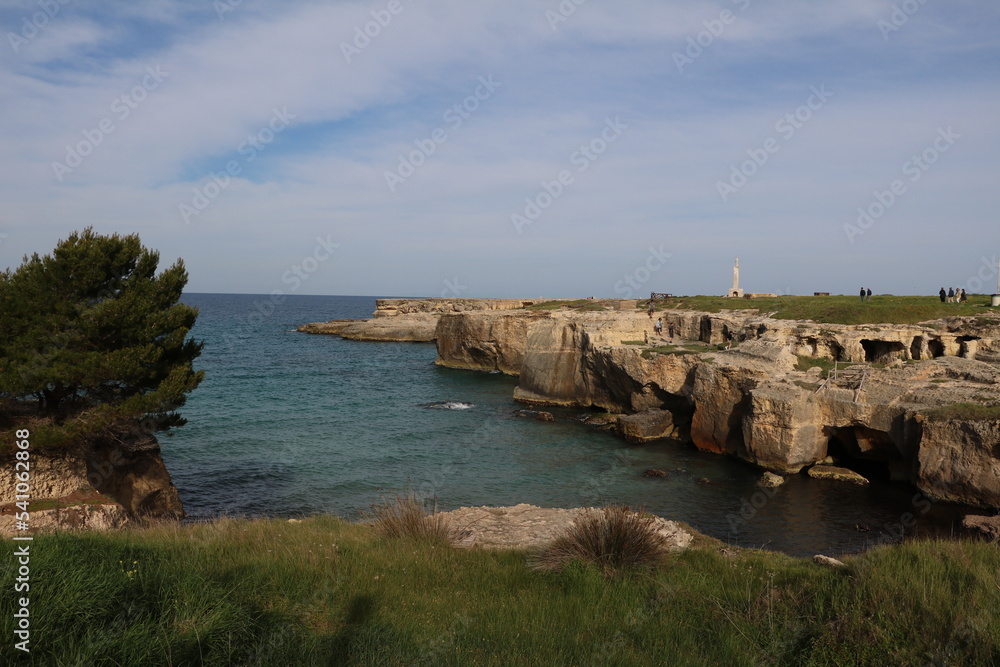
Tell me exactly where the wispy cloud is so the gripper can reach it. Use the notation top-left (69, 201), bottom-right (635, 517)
top-left (1, 0), bottom-right (998, 297)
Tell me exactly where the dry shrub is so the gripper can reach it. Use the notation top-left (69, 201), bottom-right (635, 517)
top-left (368, 495), bottom-right (454, 543)
top-left (535, 505), bottom-right (668, 575)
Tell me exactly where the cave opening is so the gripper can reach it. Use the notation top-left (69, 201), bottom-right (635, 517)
top-left (824, 425), bottom-right (904, 483)
top-left (927, 339), bottom-right (945, 358)
top-left (860, 339), bottom-right (907, 364)
top-left (649, 386), bottom-right (695, 435)
top-left (910, 336), bottom-right (923, 361)
top-left (957, 335), bottom-right (981, 359)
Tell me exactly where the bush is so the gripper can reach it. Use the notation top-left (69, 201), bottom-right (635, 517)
top-left (367, 495), bottom-right (455, 542)
top-left (534, 505), bottom-right (669, 576)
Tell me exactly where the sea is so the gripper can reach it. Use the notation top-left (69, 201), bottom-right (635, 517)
top-left (162, 293), bottom-right (971, 558)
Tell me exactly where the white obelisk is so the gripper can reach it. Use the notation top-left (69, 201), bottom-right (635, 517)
top-left (993, 259), bottom-right (1000, 307)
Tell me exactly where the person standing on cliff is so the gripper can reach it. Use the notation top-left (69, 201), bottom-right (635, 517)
top-left (648, 302), bottom-right (654, 318)
top-left (860, 287), bottom-right (866, 302)
top-left (960, 288), bottom-right (968, 304)
top-left (947, 287), bottom-right (955, 303)
top-left (654, 318), bottom-right (662, 335)
top-left (667, 322), bottom-right (675, 342)
top-left (866, 288), bottom-right (872, 302)
top-left (939, 287), bottom-right (947, 303)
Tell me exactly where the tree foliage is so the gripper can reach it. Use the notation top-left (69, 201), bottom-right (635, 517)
top-left (0, 228), bottom-right (203, 450)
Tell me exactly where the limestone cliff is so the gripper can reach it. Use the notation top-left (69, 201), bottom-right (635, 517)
top-left (0, 436), bottom-right (185, 535)
top-left (430, 304), bottom-right (1000, 509)
top-left (435, 310), bottom-right (552, 374)
top-left (298, 297), bottom-right (565, 342)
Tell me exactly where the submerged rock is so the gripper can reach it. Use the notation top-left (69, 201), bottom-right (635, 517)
top-left (759, 472), bottom-right (786, 488)
top-left (807, 465), bottom-right (870, 486)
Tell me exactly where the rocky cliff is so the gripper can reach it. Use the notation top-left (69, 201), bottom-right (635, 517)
top-left (298, 298), bottom-right (567, 342)
top-left (430, 305), bottom-right (1000, 509)
top-left (0, 436), bottom-right (185, 536)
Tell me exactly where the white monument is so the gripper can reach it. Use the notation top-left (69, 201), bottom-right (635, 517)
top-left (992, 258), bottom-right (1000, 307)
top-left (728, 258), bottom-right (744, 298)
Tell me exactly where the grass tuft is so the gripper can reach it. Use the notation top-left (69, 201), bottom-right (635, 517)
top-left (366, 495), bottom-right (455, 543)
top-left (533, 505), bottom-right (669, 576)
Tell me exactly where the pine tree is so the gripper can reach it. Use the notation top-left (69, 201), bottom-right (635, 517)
top-left (0, 228), bottom-right (203, 450)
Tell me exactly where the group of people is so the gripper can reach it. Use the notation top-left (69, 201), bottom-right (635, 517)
top-left (939, 287), bottom-right (968, 303)
top-left (653, 317), bottom-right (675, 342)
top-left (859, 287), bottom-right (873, 301)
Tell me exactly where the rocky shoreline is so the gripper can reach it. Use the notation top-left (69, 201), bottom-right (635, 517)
top-left (300, 297), bottom-right (1000, 513)
top-left (0, 437), bottom-right (185, 537)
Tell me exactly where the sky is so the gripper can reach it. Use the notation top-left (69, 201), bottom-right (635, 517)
top-left (1, 0), bottom-right (998, 299)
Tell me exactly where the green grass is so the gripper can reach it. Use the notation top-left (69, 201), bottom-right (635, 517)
top-left (795, 355), bottom-right (836, 378)
top-left (647, 294), bottom-right (997, 325)
top-left (3, 518), bottom-right (999, 665)
top-left (525, 299), bottom-right (608, 312)
top-left (924, 402), bottom-right (1000, 422)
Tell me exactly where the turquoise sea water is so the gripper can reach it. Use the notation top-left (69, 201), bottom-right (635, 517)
top-left (163, 294), bottom-right (970, 558)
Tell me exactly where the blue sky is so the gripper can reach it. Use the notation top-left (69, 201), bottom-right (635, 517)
top-left (1, 0), bottom-right (998, 298)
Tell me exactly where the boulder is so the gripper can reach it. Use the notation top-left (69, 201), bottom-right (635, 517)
top-left (759, 472), bottom-right (785, 488)
top-left (807, 465), bottom-right (870, 486)
top-left (813, 555), bottom-right (847, 568)
top-left (962, 514), bottom-right (1000, 541)
top-left (617, 409), bottom-right (678, 442)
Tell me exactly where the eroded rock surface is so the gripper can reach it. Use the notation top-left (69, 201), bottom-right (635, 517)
top-left (439, 503), bottom-right (693, 551)
top-left (0, 437), bottom-right (184, 536)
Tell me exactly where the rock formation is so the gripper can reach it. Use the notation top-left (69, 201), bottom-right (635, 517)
top-left (0, 436), bottom-right (185, 536)
top-left (439, 503), bottom-right (693, 551)
top-left (298, 298), bottom-right (564, 342)
top-left (299, 298), bottom-right (1000, 509)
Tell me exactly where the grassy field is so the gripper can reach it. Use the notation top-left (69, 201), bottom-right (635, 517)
top-left (642, 294), bottom-right (999, 325)
top-left (3, 517), bottom-right (999, 665)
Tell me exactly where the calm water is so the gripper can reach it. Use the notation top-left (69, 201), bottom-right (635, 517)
top-left (163, 293), bottom-right (969, 557)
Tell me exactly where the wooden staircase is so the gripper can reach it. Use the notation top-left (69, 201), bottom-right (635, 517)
top-left (815, 362), bottom-right (872, 402)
